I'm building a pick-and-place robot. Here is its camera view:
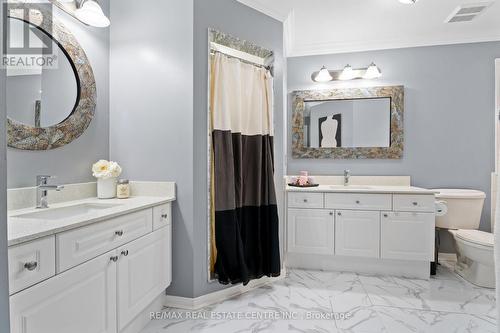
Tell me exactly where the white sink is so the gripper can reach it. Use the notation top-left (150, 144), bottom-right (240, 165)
top-left (329, 185), bottom-right (375, 190)
top-left (13, 203), bottom-right (122, 220)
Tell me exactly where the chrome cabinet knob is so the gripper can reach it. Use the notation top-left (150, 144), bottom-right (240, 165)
top-left (110, 256), bottom-right (119, 262)
top-left (355, 200), bottom-right (360, 204)
top-left (24, 261), bottom-right (38, 271)
top-left (383, 214), bottom-right (389, 218)
top-left (337, 212), bottom-right (342, 216)
top-left (121, 250), bottom-right (129, 257)
top-left (329, 212), bottom-right (334, 216)
top-left (412, 202), bottom-right (418, 206)
top-left (303, 199), bottom-right (308, 203)
top-left (115, 230), bottom-right (124, 236)
top-left (161, 213), bottom-right (168, 219)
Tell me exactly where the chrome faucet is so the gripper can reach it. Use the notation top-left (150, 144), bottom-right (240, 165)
top-left (344, 170), bottom-right (351, 186)
top-left (36, 175), bottom-right (64, 209)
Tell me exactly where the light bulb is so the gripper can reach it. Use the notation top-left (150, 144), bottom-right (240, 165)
top-left (363, 63), bottom-right (382, 79)
top-left (313, 66), bottom-right (333, 83)
top-left (339, 64), bottom-right (355, 81)
top-left (75, 0), bottom-right (110, 28)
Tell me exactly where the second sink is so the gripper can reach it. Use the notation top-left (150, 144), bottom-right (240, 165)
top-left (13, 203), bottom-right (122, 220)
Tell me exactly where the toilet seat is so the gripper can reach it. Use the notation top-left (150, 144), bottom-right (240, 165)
top-left (453, 229), bottom-right (493, 248)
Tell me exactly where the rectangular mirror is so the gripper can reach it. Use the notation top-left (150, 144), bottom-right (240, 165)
top-left (292, 86), bottom-right (404, 159)
top-left (305, 97), bottom-right (391, 149)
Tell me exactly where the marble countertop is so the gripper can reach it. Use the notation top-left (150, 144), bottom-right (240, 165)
top-left (8, 196), bottom-right (175, 247)
top-left (286, 185), bottom-right (438, 195)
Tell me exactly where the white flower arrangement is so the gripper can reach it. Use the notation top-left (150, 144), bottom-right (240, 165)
top-left (92, 160), bottom-right (122, 179)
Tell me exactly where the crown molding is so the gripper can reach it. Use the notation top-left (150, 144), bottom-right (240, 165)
top-left (288, 34), bottom-right (500, 57)
top-left (236, 0), bottom-right (290, 22)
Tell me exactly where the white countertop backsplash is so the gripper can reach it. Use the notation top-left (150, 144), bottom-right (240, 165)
top-left (284, 175), bottom-right (437, 195)
top-left (7, 181), bottom-right (176, 246)
top-left (286, 184), bottom-right (437, 195)
top-left (7, 182), bottom-right (98, 211)
top-left (285, 175), bottom-right (412, 187)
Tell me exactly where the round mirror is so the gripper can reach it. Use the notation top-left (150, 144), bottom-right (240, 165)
top-left (6, 17), bottom-right (78, 128)
top-left (7, 3), bottom-right (96, 151)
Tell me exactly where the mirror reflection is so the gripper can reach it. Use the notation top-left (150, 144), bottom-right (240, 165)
top-left (303, 98), bottom-right (391, 148)
top-left (6, 18), bottom-right (78, 128)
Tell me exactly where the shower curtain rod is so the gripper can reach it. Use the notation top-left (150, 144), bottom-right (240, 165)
top-left (210, 42), bottom-right (272, 68)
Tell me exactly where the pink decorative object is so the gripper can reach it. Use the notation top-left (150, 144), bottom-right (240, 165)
top-left (299, 171), bottom-right (309, 186)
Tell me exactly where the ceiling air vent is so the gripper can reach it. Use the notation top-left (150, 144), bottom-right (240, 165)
top-left (445, 2), bottom-right (493, 23)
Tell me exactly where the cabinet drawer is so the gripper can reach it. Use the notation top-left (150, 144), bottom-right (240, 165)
top-left (393, 195), bottom-right (435, 212)
top-left (153, 203), bottom-right (171, 230)
top-left (57, 209), bottom-right (153, 272)
top-left (325, 193), bottom-right (392, 210)
top-left (288, 192), bottom-right (324, 209)
top-left (8, 236), bottom-right (56, 295)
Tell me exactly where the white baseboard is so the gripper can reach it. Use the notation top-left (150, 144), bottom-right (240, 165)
top-left (164, 269), bottom-right (286, 310)
top-left (439, 252), bottom-right (457, 262)
top-left (120, 293), bottom-right (167, 333)
top-left (286, 254), bottom-right (430, 279)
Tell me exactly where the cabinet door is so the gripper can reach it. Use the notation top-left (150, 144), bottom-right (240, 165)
top-left (381, 212), bottom-right (435, 261)
top-left (287, 209), bottom-right (335, 255)
top-left (117, 226), bottom-right (171, 331)
top-left (10, 251), bottom-right (117, 333)
top-left (335, 210), bottom-right (380, 258)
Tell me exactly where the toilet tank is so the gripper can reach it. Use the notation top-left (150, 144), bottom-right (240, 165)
top-left (434, 189), bottom-right (486, 230)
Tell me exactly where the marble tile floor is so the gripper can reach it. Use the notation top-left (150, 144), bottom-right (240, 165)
top-left (141, 261), bottom-right (496, 333)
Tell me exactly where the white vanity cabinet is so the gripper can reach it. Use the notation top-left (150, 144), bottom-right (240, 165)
top-left (288, 209), bottom-right (335, 255)
top-left (117, 227), bottom-right (171, 331)
top-left (286, 189), bottom-right (435, 278)
top-left (335, 210), bottom-right (380, 258)
top-left (10, 250), bottom-right (118, 333)
top-left (9, 202), bottom-right (173, 333)
top-left (381, 212), bottom-right (435, 261)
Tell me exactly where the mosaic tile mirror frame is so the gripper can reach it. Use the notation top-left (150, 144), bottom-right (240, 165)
top-left (292, 86), bottom-right (405, 159)
top-left (6, 3), bottom-right (96, 150)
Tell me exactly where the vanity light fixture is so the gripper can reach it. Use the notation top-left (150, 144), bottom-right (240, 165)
top-left (311, 63), bottom-right (383, 82)
top-left (49, 0), bottom-right (110, 28)
top-left (75, 0), bottom-right (110, 27)
top-left (339, 64), bottom-right (355, 81)
top-left (312, 66), bottom-right (334, 83)
top-left (363, 63), bottom-right (382, 79)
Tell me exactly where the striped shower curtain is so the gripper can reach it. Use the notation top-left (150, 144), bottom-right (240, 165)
top-left (210, 52), bottom-right (280, 285)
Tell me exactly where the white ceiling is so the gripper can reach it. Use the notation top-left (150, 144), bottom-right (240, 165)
top-left (237, 0), bottom-right (500, 57)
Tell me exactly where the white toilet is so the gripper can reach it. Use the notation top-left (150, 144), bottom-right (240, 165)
top-left (435, 189), bottom-right (494, 288)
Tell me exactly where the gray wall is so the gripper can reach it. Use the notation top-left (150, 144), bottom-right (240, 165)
top-left (7, 2), bottom-right (110, 188)
top-left (288, 42), bottom-right (500, 251)
top-left (0, 1), bottom-right (11, 330)
top-left (193, 0), bottom-right (285, 297)
top-left (109, 0), bottom-right (195, 297)
top-left (110, 0), bottom-right (285, 298)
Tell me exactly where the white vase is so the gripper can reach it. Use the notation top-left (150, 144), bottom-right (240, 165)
top-left (97, 177), bottom-right (117, 199)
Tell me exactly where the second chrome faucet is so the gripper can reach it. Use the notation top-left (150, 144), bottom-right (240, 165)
top-left (344, 169), bottom-right (351, 186)
top-left (36, 175), bottom-right (64, 209)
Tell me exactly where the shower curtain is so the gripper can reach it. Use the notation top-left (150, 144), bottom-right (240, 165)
top-left (210, 52), bottom-right (280, 285)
